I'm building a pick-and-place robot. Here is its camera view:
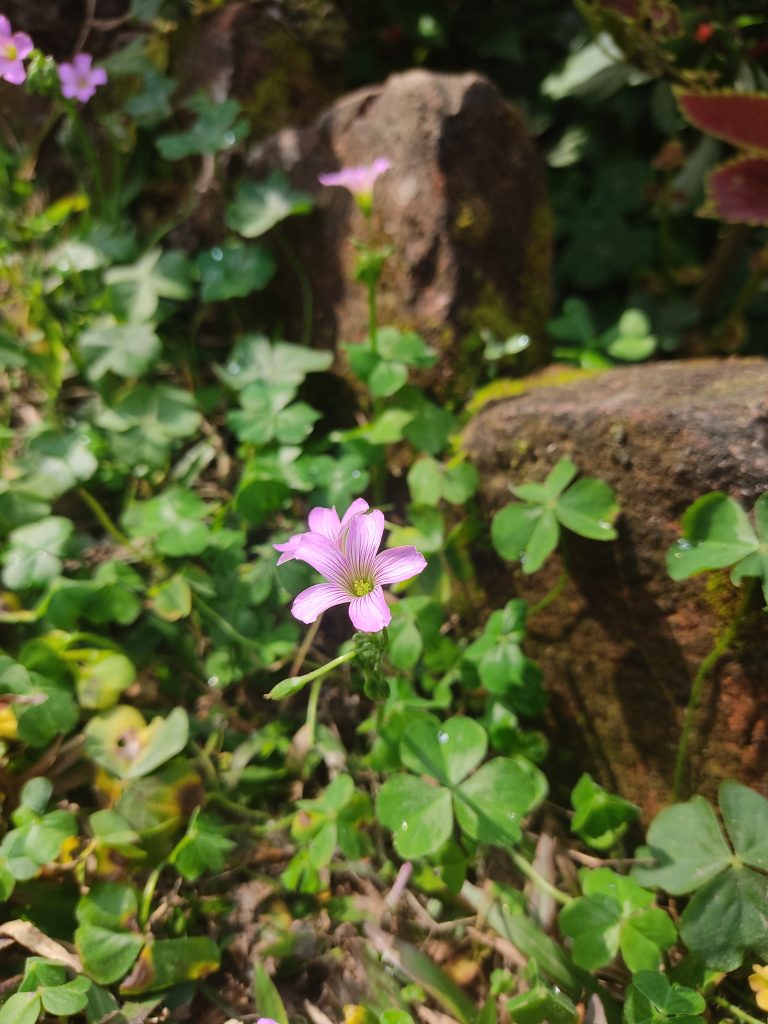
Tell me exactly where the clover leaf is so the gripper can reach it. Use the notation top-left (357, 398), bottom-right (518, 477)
top-left (121, 487), bottom-right (210, 556)
top-left (96, 384), bottom-right (201, 471)
top-left (15, 430), bottom-right (97, 501)
top-left (623, 972), bottom-right (706, 1024)
top-left (666, 492), bottom-right (768, 603)
top-left (105, 247), bottom-right (193, 322)
top-left (633, 781), bottom-right (768, 969)
top-left (78, 317), bottom-right (161, 381)
top-left (492, 457), bottom-right (618, 573)
top-left (463, 599), bottom-right (544, 711)
top-left (559, 868), bottom-right (676, 971)
top-left (226, 171), bottom-right (313, 238)
top-left (156, 94), bottom-right (247, 160)
top-left (571, 773), bottom-right (640, 851)
top-left (197, 241), bottom-right (275, 301)
top-left (1, 516), bottom-right (73, 589)
top-left (376, 714), bottom-right (546, 858)
top-left (216, 334), bottom-right (333, 391)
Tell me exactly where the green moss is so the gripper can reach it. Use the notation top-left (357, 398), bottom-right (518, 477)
top-left (242, 29), bottom-right (317, 137)
top-left (703, 570), bottom-right (742, 623)
top-left (466, 366), bottom-right (607, 416)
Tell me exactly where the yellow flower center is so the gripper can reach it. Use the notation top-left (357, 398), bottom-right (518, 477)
top-left (351, 577), bottom-right (373, 597)
top-left (3, 44), bottom-right (17, 59)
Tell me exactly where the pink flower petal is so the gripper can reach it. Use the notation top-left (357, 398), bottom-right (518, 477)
top-left (273, 533), bottom-right (304, 565)
top-left (0, 16), bottom-right (11, 35)
top-left (292, 583), bottom-right (351, 623)
top-left (73, 52), bottom-right (93, 73)
top-left (374, 546), bottom-right (427, 585)
top-left (339, 497), bottom-right (369, 528)
top-left (293, 533), bottom-right (350, 587)
top-left (349, 586), bottom-right (391, 632)
top-left (308, 505), bottom-right (341, 540)
top-left (0, 57), bottom-right (25, 85)
top-left (13, 32), bottom-right (32, 59)
top-left (345, 510), bottom-right (385, 579)
top-left (91, 67), bottom-right (108, 86)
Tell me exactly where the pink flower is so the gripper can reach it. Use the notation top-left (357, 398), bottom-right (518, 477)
top-left (57, 53), bottom-right (107, 103)
top-left (0, 15), bottom-right (33, 86)
top-left (257, 1019), bottom-right (280, 1024)
top-left (289, 508), bottom-right (426, 633)
top-left (274, 498), bottom-right (369, 565)
top-left (318, 158), bottom-right (391, 214)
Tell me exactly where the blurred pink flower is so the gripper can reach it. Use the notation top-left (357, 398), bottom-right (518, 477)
top-left (289, 508), bottom-right (426, 633)
top-left (58, 52), bottom-right (107, 103)
top-left (274, 498), bottom-right (369, 565)
top-left (318, 158), bottom-right (391, 214)
top-left (0, 15), bottom-right (33, 86)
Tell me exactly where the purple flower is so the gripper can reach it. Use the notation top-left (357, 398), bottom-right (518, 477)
top-left (289, 508), bottom-right (426, 633)
top-left (274, 498), bottom-right (369, 565)
top-left (256, 1019), bottom-right (280, 1024)
top-left (57, 53), bottom-right (107, 103)
top-left (0, 15), bottom-right (33, 86)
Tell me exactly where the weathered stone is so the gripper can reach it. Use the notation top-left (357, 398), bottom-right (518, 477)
top-left (246, 69), bottom-right (552, 398)
top-left (463, 359), bottom-right (768, 816)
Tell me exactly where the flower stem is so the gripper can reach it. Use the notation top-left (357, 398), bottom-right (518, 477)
top-left (266, 649), bottom-right (357, 700)
top-left (367, 277), bottom-right (378, 355)
top-left (77, 487), bottom-right (133, 548)
top-left (713, 997), bottom-right (766, 1024)
top-left (509, 848), bottom-right (573, 906)
top-left (673, 579), bottom-right (756, 800)
top-left (305, 676), bottom-right (323, 750)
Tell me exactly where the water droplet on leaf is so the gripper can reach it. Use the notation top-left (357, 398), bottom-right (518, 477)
top-left (437, 730), bottom-right (449, 744)
top-left (211, 246), bottom-right (224, 262)
top-left (401, 821), bottom-right (408, 831)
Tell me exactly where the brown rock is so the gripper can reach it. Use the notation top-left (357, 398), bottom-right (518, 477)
top-left (463, 359), bottom-right (768, 816)
top-left (246, 69), bottom-right (552, 400)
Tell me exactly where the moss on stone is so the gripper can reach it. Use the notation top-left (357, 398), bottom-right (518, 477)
top-left (466, 366), bottom-right (607, 416)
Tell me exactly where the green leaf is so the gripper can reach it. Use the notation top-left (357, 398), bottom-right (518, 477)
top-left (197, 241), bottom-right (275, 301)
top-left (492, 503), bottom-right (551, 566)
top-left (571, 773), bottom-right (639, 851)
top-left (400, 715), bottom-right (487, 786)
top-left (0, 993), bottom-right (41, 1024)
top-left (632, 795), bottom-right (732, 895)
top-left (122, 488), bottom-right (210, 557)
top-left (253, 961), bottom-right (288, 1024)
top-left (74, 651), bottom-right (136, 711)
top-left (119, 937), bottom-right (220, 994)
top-left (76, 924), bottom-right (144, 985)
top-left (408, 457), bottom-right (443, 506)
top-left (625, 972), bottom-right (706, 1024)
top-left (2, 517), bottom-right (73, 589)
top-left (105, 248), bottom-right (193, 322)
top-left (17, 430), bottom-right (97, 500)
top-left (719, 779), bottom-right (768, 870)
top-left (84, 705), bottom-right (189, 779)
top-left (506, 981), bottom-right (578, 1024)
top-left (369, 360), bottom-right (408, 397)
top-left (78, 318), bottom-right (161, 381)
top-left (679, 863), bottom-right (768, 970)
top-left (621, 907), bottom-right (677, 972)
top-left (96, 384), bottom-right (201, 471)
top-left (442, 462), bottom-right (478, 504)
top-left (226, 171), bottom-right (313, 237)
top-left (666, 493), bottom-right (758, 580)
top-left (376, 774), bottom-right (453, 858)
top-left (147, 574), bottom-right (192, 622)
top-left (156, 94), bottom-right (247, 159)
top-left (169, 810), bottom-right (235, 882)
top-left (216, 334), bottom-right (333, 391)
top-left (40, 978), bottom-right (91, 1017)
top-left (556, 477), bottom-right (618, 539)
top-left (454, 757), bottom-right (546, 846)
top-left (402, 401), bottom-right (454, 455)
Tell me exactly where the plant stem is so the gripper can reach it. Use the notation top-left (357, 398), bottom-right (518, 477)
top-left (139, 863), bottom-right (164, 927)
top-left (529, 569), bottom-right (568, 618)
top-left (713, 997), bottom-right (766, 1024)
top-left (673, 579), bottom-right (756, 800)
top-left (367, 276), bottom-right (378, 355)
top-left (77, 488), bottom-right (134, 548)
top-left (305, 676), bottom-right (323, 750)
top-left (509, 848), bottom-right (572, 906)
top-left (290, 615), bottom-right (322, 677)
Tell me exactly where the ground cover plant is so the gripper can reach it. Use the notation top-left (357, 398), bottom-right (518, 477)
top-left (1, 3), bottom-right (768, 1024)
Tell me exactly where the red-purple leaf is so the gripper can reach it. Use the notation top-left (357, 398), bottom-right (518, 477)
top-left (704, 156), bottom-right (768, 226)
top-left (677, 91), bottom-right (768, 154)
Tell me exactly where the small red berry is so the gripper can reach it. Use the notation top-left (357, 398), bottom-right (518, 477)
top-left (695, 22), bottom-right (715, 43)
